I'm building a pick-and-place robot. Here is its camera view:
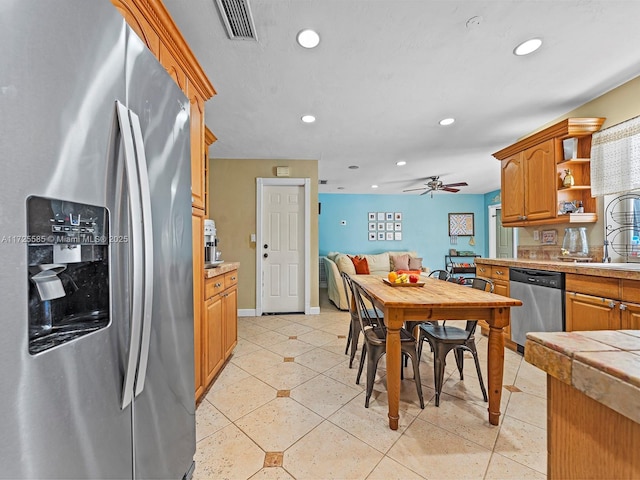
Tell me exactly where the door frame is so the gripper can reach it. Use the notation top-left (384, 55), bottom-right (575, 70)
top-left (488, 204), bottom-right (518, 258)
top-left (255, 178), bottom-right (311, 316)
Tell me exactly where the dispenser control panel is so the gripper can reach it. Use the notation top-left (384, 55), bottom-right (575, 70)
top-left (27, 196), bottom-right (109, 245)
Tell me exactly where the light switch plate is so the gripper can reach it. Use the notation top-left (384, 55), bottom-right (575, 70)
top-left (533, 230), bottom-right (540, 241)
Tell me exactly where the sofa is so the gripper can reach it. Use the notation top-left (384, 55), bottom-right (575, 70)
top-left (323, 251), bottom-right (428, 310)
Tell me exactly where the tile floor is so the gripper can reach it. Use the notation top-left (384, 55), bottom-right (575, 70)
top-left (193, 291), bottom-right (548, 480)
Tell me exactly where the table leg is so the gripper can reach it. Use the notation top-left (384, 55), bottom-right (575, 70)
top-left (487, 310), bottom-right (507, 426)
top-left (385, 311), bottom-right (402, 430)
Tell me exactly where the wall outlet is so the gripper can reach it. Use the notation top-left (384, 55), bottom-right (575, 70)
top-left (250, 233), bottom-right (256, 242)
top-left (533, 230), bottom-right (540, 241)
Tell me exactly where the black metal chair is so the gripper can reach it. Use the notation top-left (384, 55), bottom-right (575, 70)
top-left (352, 283), bottom-right (424, 409)
top-left (417, 277), bottom-right (493, 406)
top-left (341, 271), bottom-right (383, 368)
top-left (428, 269), bottom-right (451, 281)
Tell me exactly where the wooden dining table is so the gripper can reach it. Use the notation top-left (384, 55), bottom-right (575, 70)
top-left (350, 275), bottom-right (522, 430)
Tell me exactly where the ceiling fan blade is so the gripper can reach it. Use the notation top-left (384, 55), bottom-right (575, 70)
top-left (402, 187), bottom-right (427, 192)
top-left (441, 187), bottom-right (460, 193)
top-left (419, 188), bottom-right (434, 196)
top-left (443, 182), bottom-right (468, 188)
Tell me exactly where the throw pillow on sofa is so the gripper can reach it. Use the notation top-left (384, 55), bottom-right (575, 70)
top-left (409, 257), bottom-right (423, 270)
top-left (348, 255), bottom-right (370, 274)
top-left (390, 254), bottom-right (410, 271)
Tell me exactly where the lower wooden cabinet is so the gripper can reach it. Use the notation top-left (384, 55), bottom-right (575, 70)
top-left (565, 292), bottom-right (621, 331)
top-left (198, 268), bottom-right (238, 403)
top-left (478, 266), bottom-right (516, 350)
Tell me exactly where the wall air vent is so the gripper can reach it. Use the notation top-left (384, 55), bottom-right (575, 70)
top-left (214, 0), bottom-right (257, 41)
top-left (319, 180), bottom-right (328, 185)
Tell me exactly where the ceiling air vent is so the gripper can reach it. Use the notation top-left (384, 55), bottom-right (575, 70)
top-left (319, 180), bottom-right (328, 185)
top-left (214, 0), bottom-right (257, 41)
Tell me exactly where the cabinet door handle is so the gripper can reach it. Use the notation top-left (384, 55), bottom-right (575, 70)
top-left (495, 270), bottom-right (504, 276)
top-left (215, 282), bottom-right (222, 288)
top-left (230, 276), bottom-right (236, 281)
top-left (620, 303), bottom-right (627, 311)
top-left (608, 300), bottom-right (616, 309)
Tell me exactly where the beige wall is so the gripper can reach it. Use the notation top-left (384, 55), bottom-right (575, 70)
top-left (517, 75), bottom-right (640, 249)
top-left (208, 159), bottom-right (319, 311)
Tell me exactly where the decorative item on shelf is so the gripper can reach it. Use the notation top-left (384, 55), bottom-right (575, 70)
top-left (562, 169), bottom-right (575, 187)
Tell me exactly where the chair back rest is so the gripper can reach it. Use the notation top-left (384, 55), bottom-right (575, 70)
top-left (352, 283), bottom-right (383, 333)
top-left (471, 277), bottom-right (494, 293)
top-left (429, 269), bottom-right (450, 281)
top-left (464, 277), bottom-right (495, 334)
top-left (340, 271), bottom-right (356, 313)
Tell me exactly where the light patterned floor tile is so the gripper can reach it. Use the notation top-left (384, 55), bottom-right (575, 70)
top-left (196, 400), bottom-right (231, 442)
top-left (235, 397), bottom-right (323, 451)
top-left (250, 330), bottom-right (291, 349)
top-left (504, 391), bottom-right (547, 430)
top-left (290, 374), bottom-right (361, 418)
top-left (514, 361), bottom-right (548, 399)
top-left (493, 415), bottom-right (547, 475)
top-left (275, 322), bottom-right (315, 337)
top-left (294, 348), bottom-right (347, 373)
top-left (230, 348), bottom-right (285, 375)
top-left (284, 421), bottom-right (383, 480)
top-left (256, 316), bottom-right (295, 331)
top-left (193, 424), bottom-right (264, 480)
top-left (417, 396), bottom-right (500, 450)
top-left (206, 361), bottom-right (252, 393)
top-left (232, 337), bottom-right (265, 358)
top-left (366, 456), bottom-right (426, 480)
top-left (254, 361), bottom-right (320, 391)
top-left (206, 376), bottom-right (277, 422)
top-left (296, 329), bottom-right (341, 347)
top-left (327, 392), bottom-right (416, 454)
top-left (264, 338), bottom-right (316, 357)
top-left (387, 417), bottom-right (493, 479)
top-left (484, 453), bottom-right (546, 479)
top-left (248, 467), bottom-right (295, 480)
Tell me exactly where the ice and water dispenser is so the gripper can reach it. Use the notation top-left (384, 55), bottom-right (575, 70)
top-left (27, 196), bottom-right (110, 354)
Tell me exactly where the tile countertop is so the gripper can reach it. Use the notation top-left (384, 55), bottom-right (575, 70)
top-left (204, 262), bottom-right (239, 279)
top-left (525, 330), bottom-right (640, 425)
top-left (475, 257), bottom-right (640, 280)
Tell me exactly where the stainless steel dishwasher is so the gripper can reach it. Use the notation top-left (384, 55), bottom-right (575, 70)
top-left (509, 268), bottom-right (565, 353)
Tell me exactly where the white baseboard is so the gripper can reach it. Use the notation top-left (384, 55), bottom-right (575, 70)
top-left (309, 306), bottom-right (320, 315)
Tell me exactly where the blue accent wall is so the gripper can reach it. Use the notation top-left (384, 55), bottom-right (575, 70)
top-left (319, 193), bottom-right (487, 272)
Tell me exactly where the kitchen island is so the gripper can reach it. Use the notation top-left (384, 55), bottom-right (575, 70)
top-left (525, 330), bottom-right (640, 479)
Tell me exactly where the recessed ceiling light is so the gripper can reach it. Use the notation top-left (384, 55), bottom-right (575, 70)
top-left (301, 114), bottom-right (316, 123)
top-left (439, 118), bottom-right (455, 126)
top-left (371, 185), bottom-right (379, 189)
top-left (514, 38), bottom-right (542, 56)
top-left (396, 161), bottom-right (407, 166)
top-left (348, 165), bottom-right (359, 170)
top-left (297, 29), bottom-right (320, 49)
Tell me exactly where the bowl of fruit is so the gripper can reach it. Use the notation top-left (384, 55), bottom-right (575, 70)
top-left (383, 271), bottom-right (424, 287)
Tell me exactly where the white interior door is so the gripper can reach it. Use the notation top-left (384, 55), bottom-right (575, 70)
top-left (261, 184), bottom-right (305, 313)
top-left (489, 204), bottom-right (518, 258)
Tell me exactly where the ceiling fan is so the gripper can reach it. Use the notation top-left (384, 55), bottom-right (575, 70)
top-left (403, 176), bottom-right (468, 198)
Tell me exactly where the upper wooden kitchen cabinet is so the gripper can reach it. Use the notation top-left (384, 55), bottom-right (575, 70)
top-left (493, 118), bottom-right (605, 227)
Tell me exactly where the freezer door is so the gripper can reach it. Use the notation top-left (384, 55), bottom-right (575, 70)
top-left (124, 30), bottom-right (196, 479)
top-left (0, 2), bottom-right (134, 479)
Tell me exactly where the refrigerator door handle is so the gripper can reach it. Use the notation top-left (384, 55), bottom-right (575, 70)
top-left (116, 101), bottom-right (145, 410)
top-left (129, 110), bottom-right (154, 398)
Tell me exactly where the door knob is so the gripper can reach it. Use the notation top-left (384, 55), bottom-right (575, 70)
top-left (263, 253), bottom-right (268, 258)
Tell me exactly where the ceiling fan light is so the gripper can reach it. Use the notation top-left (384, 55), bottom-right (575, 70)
top-left (396, 161), bottom-right (407, 166)
top-left (439, 117), bottom-right (455, 126)
top-left (514, 38), bottom-right (542, 56)
top-left (297, 29), bottom-right (320, 49)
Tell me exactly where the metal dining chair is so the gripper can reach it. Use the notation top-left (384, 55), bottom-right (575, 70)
top-left (352, 283), bottom-right (424, 409)
top-left (341, 271), bottom-right (384, 368)
top-left (417, 277), bottom-right (493, 406)
top-left (428, 269), bottom-right (451, 281)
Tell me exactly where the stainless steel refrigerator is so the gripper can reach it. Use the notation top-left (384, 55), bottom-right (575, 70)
top-left (0, 1), bottom-right (195, 478)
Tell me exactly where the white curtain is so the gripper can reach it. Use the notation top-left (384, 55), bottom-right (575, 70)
top-left (591, 115), bottom-right (640, 196)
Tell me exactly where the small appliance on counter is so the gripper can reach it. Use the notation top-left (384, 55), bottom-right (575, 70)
top-left (204, 219), bottom-right (223, 267)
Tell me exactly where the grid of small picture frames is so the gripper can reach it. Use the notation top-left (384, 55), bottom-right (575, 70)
top-left (368, 212), bottom-right (402, 241)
